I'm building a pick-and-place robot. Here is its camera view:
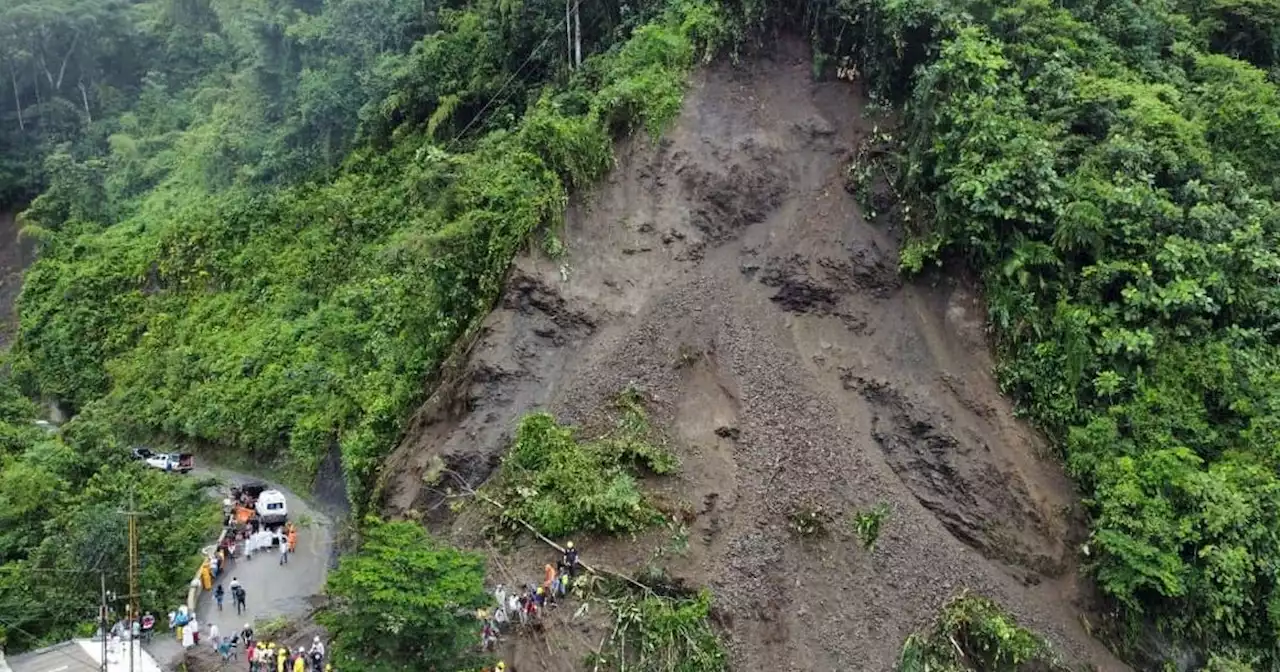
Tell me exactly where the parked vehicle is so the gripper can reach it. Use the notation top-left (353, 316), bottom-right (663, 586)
top-left (140, 451), bottom-right (194, 473)
top-left (230, 482), bottom-right (289, 528)
top-left (255, 490), bottom-right (288, 525)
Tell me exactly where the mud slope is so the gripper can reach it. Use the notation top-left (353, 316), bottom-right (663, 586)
top-left (382, 39), bottom-right (1127, 671)
top-left (0, 209), bottom-right (30, 347)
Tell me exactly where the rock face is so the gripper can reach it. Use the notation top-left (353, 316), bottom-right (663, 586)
top-left (379, 37), bottom-right (1127, 672)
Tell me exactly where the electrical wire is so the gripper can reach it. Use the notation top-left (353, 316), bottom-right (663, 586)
top-left (444, 0), bottom-right (588, 150)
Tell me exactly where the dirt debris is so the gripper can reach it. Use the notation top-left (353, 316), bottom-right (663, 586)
top-left (380, 37), bottom-right (1129, 672)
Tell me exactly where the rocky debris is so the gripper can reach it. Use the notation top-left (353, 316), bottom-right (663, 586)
top-left (841, 370), bottom-right (1068, 578)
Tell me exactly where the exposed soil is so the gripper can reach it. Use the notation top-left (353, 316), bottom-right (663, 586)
top-left (380, 37), bottom-right (1129, 671)
top-left (0, 209), bottom-right (31, 347)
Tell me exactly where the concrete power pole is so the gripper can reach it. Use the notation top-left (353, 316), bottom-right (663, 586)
top-left (122, 494), bottom-right (143, 672)
top-left (99, 572), bottom-right (109, 672)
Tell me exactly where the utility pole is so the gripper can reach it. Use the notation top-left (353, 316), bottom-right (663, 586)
top-left (99, 572), bottom-right (109, 672)
top-left (121, 493), bottom-right (143, 672)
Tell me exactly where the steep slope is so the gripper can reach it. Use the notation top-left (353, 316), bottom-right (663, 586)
top-left (380, 39), bottom-right (1128, 671)
top-left (0, 209), bottom-right (29, 346)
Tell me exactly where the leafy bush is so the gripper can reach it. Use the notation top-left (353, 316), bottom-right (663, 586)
top-left (321, 518), bottom-right (490, 672)
top-left (594, 587), bottom-right (728, 672)
top-left (898, 594), bottom-right (1066, 672)
top-left (500, 392), bottom-right (678, 537)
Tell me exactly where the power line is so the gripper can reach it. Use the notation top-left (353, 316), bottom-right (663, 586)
top-left (444, 0), bottom-right (588, 150)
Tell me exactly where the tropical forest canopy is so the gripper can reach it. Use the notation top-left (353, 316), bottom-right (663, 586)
top-left (4, 0), bottom-right (1280, 667)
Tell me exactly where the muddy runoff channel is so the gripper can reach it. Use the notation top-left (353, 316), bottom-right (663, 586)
top-left (380, 38), bottom-right (1129, 671)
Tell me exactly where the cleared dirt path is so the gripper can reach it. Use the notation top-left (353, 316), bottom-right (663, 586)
top-left (148, 468), bottom-right (333, 669)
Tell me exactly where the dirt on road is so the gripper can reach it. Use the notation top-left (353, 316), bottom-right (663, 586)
top-left (380, 37), bottom-right (1128, 671)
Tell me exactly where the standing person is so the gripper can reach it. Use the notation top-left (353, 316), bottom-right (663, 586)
top-left (189, 617), bottom-right (201, 645)
top-left (279, 540), bottom-right (290, 566)
top-left (562, 541), bottom-right (580, 577)
top-left (247, 640), bottom-right (257, 672)
top-left (241, 623), bottom-right (255, 647)
top-left (480, 621), bottom-right (497, 652)
top-left (292, 648), bottom-right (306, 672)
top-left (287, 525), bottom-right (298, 554)
top-left (506, 594), bottom-right (520, 623)
top-left (215, 584), bottom-right (226, 611)
top-left (492, 604), bottom-right (509, 632)
top-left (276, 645), bottom-right (287, 672)
top-left (141, 612), bottom-right (156, 643)
top-left (210, 623), bottom-right (221, 646)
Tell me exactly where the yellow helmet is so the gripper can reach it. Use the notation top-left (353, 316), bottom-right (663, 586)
top-left (566, 541), bottom-right (574, 549)
top-left (497, 663), bottom-right (506, 671)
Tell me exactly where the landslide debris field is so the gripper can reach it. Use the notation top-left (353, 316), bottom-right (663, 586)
top-left (382, 40), bottom-right (1128, 671)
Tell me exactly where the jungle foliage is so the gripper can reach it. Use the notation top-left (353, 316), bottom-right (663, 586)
top-left (498, 389), bottom-right (679, 537)
top-left (5, 0), bottom-right (728, 507)
top-left (0, 365), bottom-right (219, 652)
top-left (320, 517), bottom-right (491, 672)
top-left (734, 0), bottom-right (1280, 663)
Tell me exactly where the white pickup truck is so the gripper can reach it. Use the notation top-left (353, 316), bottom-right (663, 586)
top-left (132, 447), bottom-right (194, 473)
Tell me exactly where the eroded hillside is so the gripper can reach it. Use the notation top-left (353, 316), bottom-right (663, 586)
top-left (380, 39), bottom-right (1128, 671)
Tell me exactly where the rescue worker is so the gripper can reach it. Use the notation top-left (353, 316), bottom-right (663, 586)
top-left (562, 541), bottom-right (580, 577)
top-left (293, 648), bottom-right (306, 672)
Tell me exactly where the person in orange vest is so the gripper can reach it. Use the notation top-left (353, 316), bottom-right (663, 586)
top-left (287, 525), bottom-right (298, 554)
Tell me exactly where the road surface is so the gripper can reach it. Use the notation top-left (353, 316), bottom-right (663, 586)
top-left (148, 469), bottom-right (334, 668)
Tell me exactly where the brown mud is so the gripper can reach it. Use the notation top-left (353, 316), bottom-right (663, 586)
top-left (0, 209), bottom-right (31, 347)
top-left (380, 38), bottom-right (1129, 671)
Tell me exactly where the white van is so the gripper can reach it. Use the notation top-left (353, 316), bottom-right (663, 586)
top-left (255, 489), bottom-right (288, 525)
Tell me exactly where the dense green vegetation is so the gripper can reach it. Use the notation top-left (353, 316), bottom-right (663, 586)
top-left (898, 594), bottom-right (1068, 672)
top-left (4, 0), bottom-right (727, 506)
top-left (0, 367), bottom-right (219, 652)
top-left (13, 0), bottom-right (1280, 664)
top-left (320, 517), bottom-right (490, 672)
top-left (498, 389), bottom-right (678, 537)
top-left (0, 0), bottom-right (727, 660)
top-left (594, 586), bottom-right (727, 672)
top-left (759, 0), bottom-right (1280, 663)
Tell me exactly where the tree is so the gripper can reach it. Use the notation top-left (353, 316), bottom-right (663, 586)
top-left (320, 519), bottom-right (489, 672)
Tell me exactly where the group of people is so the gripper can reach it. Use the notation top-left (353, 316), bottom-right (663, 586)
top-left (242, 634), bottom-right (330, 672)
top-left (214, 576), bottom-right (250, 614)
top-left (475, 542), bottom-right (583, 670)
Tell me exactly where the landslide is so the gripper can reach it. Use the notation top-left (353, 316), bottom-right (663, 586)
top-left (380, 38), bottom-right (1128, 671)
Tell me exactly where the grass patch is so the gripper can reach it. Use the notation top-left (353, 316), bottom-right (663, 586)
top-left (898, 593), bottom-right (1068, 672)
top-left (850, 503), bottom-right (891, 551)
top-left (497, 388), bottom-right (678, 537)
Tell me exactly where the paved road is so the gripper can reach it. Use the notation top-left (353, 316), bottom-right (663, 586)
top-left (148, 469), bottom-right (334, 668)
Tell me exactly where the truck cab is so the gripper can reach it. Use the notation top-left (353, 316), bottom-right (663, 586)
top-left (143, 452), bottom-right (194, 473)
